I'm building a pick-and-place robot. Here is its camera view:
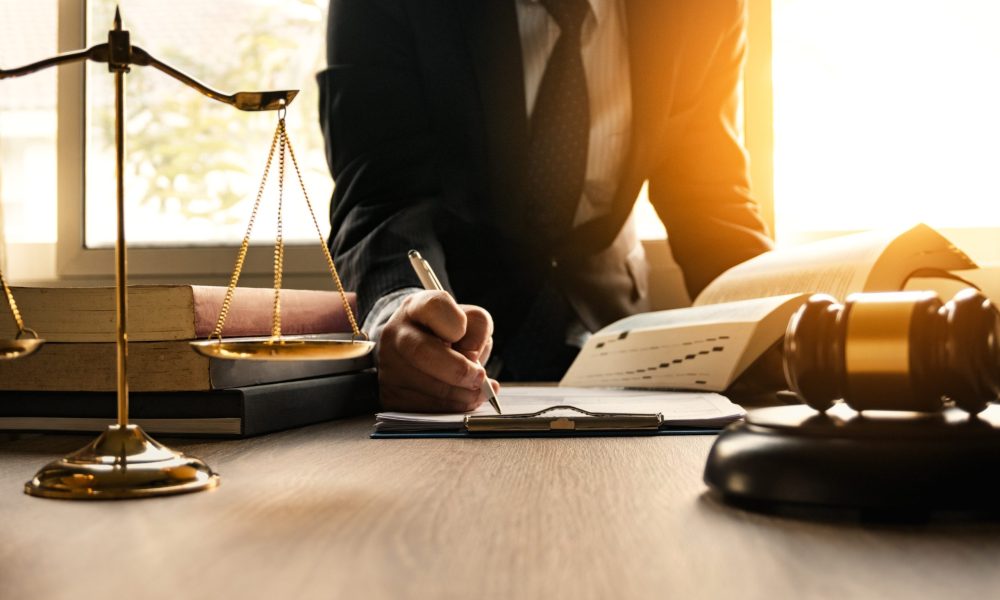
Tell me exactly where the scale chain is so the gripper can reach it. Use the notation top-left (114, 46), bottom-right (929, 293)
top-left (210, 114), bottom-right (282, 340)
top-left (211, 113), bottom-right (364, 342)
top-left (272, 120), bottom-right (286, 339)
top-left (283, 125), bottom-right (364, 340)
top-left (0, 268), bottom-right (35, 339)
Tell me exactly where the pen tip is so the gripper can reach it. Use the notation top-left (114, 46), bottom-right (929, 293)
top-left (489, 392), bottom-right (502, 415)
top-left (408, 249), bottom-right (421, 259)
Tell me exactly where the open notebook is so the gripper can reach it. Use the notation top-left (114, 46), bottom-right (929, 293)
top-left (373, 386), bottom-right (744, 436)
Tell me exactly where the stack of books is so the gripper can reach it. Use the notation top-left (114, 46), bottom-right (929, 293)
top-left (0, 285), bottom-right (377, 437)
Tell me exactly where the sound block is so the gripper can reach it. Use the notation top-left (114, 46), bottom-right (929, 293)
top-left (704, 403), bottom-right (1000, 519)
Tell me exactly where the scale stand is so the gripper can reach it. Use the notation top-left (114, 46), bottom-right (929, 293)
top-left (0, 8), bottom-right (346, 499)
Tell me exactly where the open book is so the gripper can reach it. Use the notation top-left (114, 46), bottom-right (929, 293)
top-left (560, 223), bottom-right (977, 392)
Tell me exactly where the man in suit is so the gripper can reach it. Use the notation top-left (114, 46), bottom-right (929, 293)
top-left (319, 0), bottom-right (773, 411)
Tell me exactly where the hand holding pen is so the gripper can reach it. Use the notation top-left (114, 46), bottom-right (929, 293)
top-left (372, 250), bottom-right (502, 413)
top-left (408, 250), bottom-right (502, 414)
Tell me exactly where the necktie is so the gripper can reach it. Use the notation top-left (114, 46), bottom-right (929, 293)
top-left (523, 0), bottom-right (591, 246)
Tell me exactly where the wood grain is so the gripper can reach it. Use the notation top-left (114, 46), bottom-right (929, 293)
top-left (1, 420), bottom-right (999, 600)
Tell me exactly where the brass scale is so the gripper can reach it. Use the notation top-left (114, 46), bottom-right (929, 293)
top-left (0, 9), bottom-right (373, 499)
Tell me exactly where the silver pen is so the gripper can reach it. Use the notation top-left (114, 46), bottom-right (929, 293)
top-left (407, 249), bottom-right (503, 414)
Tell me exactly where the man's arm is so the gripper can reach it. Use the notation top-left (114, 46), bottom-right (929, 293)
top-left (649, 0), bottom-right (773, 299)
top-left (320, 0), bottom-right (449, 313)
top-left (319, 0), bottom-right (496, 411)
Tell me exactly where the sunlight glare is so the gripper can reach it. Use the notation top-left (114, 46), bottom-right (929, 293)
top-left (772, 0), bottom-right (1000, 238)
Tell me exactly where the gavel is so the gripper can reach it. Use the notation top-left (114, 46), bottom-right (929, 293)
top-left (783, 288), bottom-right (1000, 414)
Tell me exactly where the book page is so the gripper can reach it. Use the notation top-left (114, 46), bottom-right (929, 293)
top-left (943, 267), bottom-right (1000, 302)
top-left (694, 229), bottom-right (899, 306)
top-left (375, 387), bottom-right (744, 432)
top-left (864, 226), bottom-right (975, 291)
top-left (903, 269), bottom-right (983, 300)
top-left (559, 294), bottom-right (806, 391)
top-left (2, 285), bottom-right (194, 342)
top-left (693, 224), bottom-right (974, 306)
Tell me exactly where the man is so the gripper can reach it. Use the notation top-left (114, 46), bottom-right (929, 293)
top-left (318, 0), bottom-right (773, 412)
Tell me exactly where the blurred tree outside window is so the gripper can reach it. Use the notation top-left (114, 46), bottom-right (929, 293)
top-left (85, 0), bottom-right (331, 248)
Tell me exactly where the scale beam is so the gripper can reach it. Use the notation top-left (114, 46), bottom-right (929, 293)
top-left (0, 45), bottom-right (297, 112)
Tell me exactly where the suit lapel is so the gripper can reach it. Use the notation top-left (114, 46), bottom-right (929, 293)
top-left (456, 0), bottom-right (529, 222)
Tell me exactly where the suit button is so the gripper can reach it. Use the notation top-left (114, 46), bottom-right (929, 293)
top-left (550, 258), bottom-right (559, 269)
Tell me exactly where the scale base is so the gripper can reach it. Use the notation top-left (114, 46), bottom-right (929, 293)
top-left (24, 424), bottom-right (219, 500)
top-left (704, 404), bottom-right (1000, 520)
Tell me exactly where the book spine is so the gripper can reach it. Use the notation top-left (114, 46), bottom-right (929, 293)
top-left (3, 286), bottom-right (360, 342)
top-left (208, 354), bottom-right (373, 389)
top-left (239, 371), bottom-right (378, 436)
top-left (191, 286), bottom-right (359, 338)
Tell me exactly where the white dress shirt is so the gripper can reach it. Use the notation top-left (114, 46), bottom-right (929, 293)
top-left (363, 0), bottom-right (633, 342)
top-left (517, 0), bottom-right (631, 227)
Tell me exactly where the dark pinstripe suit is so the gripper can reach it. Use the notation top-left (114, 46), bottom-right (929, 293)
top-left (318, 0), bottom-right (772, 362)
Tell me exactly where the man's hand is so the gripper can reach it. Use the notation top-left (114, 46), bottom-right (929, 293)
top-left (377, 290), bottom-right (500, 412)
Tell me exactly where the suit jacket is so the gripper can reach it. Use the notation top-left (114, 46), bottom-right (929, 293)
top-left (318, 0), bottom-right (773, 351)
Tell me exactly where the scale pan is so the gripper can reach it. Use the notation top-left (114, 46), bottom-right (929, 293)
top-left (0, 338), bottom-right (44, 360)
top-left (190, 336), bottom-right (374, 361)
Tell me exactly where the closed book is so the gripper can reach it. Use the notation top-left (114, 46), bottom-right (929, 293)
top-left (0, 334), bottom-right (373, 392)
top-left (1, 284), bottom-right (358, 342)
top-left (0, 371), bottom-right (378, 438)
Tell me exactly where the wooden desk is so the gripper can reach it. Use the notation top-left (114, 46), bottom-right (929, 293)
top-left (2, 419), bottom-right (999, 599)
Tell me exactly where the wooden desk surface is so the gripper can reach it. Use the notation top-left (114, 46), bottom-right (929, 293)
top-left (2, 419), bottom-right (999, 600)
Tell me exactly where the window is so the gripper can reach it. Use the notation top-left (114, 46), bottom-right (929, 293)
top-left (1, 0), bottom-right (334, 282)
top-left (84, 0), bottom-right (331, 249)
top-left (0, 2), bottom-right (58, 247)
top-left (770, 0), bottom-right (1000, 260)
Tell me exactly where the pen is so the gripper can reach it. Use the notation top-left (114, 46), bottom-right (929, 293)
top-left (408, 249), bottom-right (503, 414)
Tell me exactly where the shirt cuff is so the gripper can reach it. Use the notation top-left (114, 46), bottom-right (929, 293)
top-left (362, 287), bottom-right (423, 342)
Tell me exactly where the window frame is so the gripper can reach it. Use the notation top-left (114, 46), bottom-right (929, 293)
top-left (744, 0), bottom-right (775, 236)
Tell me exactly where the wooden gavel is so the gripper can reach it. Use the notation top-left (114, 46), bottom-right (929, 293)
top-left (783, 289), bottom-right (1000, 414)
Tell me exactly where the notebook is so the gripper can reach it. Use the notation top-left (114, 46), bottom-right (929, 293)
top-left (373, 386), bottom-right (744, 437)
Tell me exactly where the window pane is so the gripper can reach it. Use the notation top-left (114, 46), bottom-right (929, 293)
top-left (85, 0), bottom-right (331, 248)
top-left (0, 3), bottom-right (58, 245)
top-left (772, 0), bottom-right (1000, 238)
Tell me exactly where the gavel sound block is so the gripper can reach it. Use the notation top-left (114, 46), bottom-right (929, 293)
top-left (704, 289), bottom-right (1000, 518)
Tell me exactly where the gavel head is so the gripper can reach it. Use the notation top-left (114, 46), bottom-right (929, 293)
top-left (783, 289), bottom-right (1000, 414)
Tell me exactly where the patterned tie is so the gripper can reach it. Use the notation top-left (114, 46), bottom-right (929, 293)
top-left (523, 0), bottom-right (591, 246)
